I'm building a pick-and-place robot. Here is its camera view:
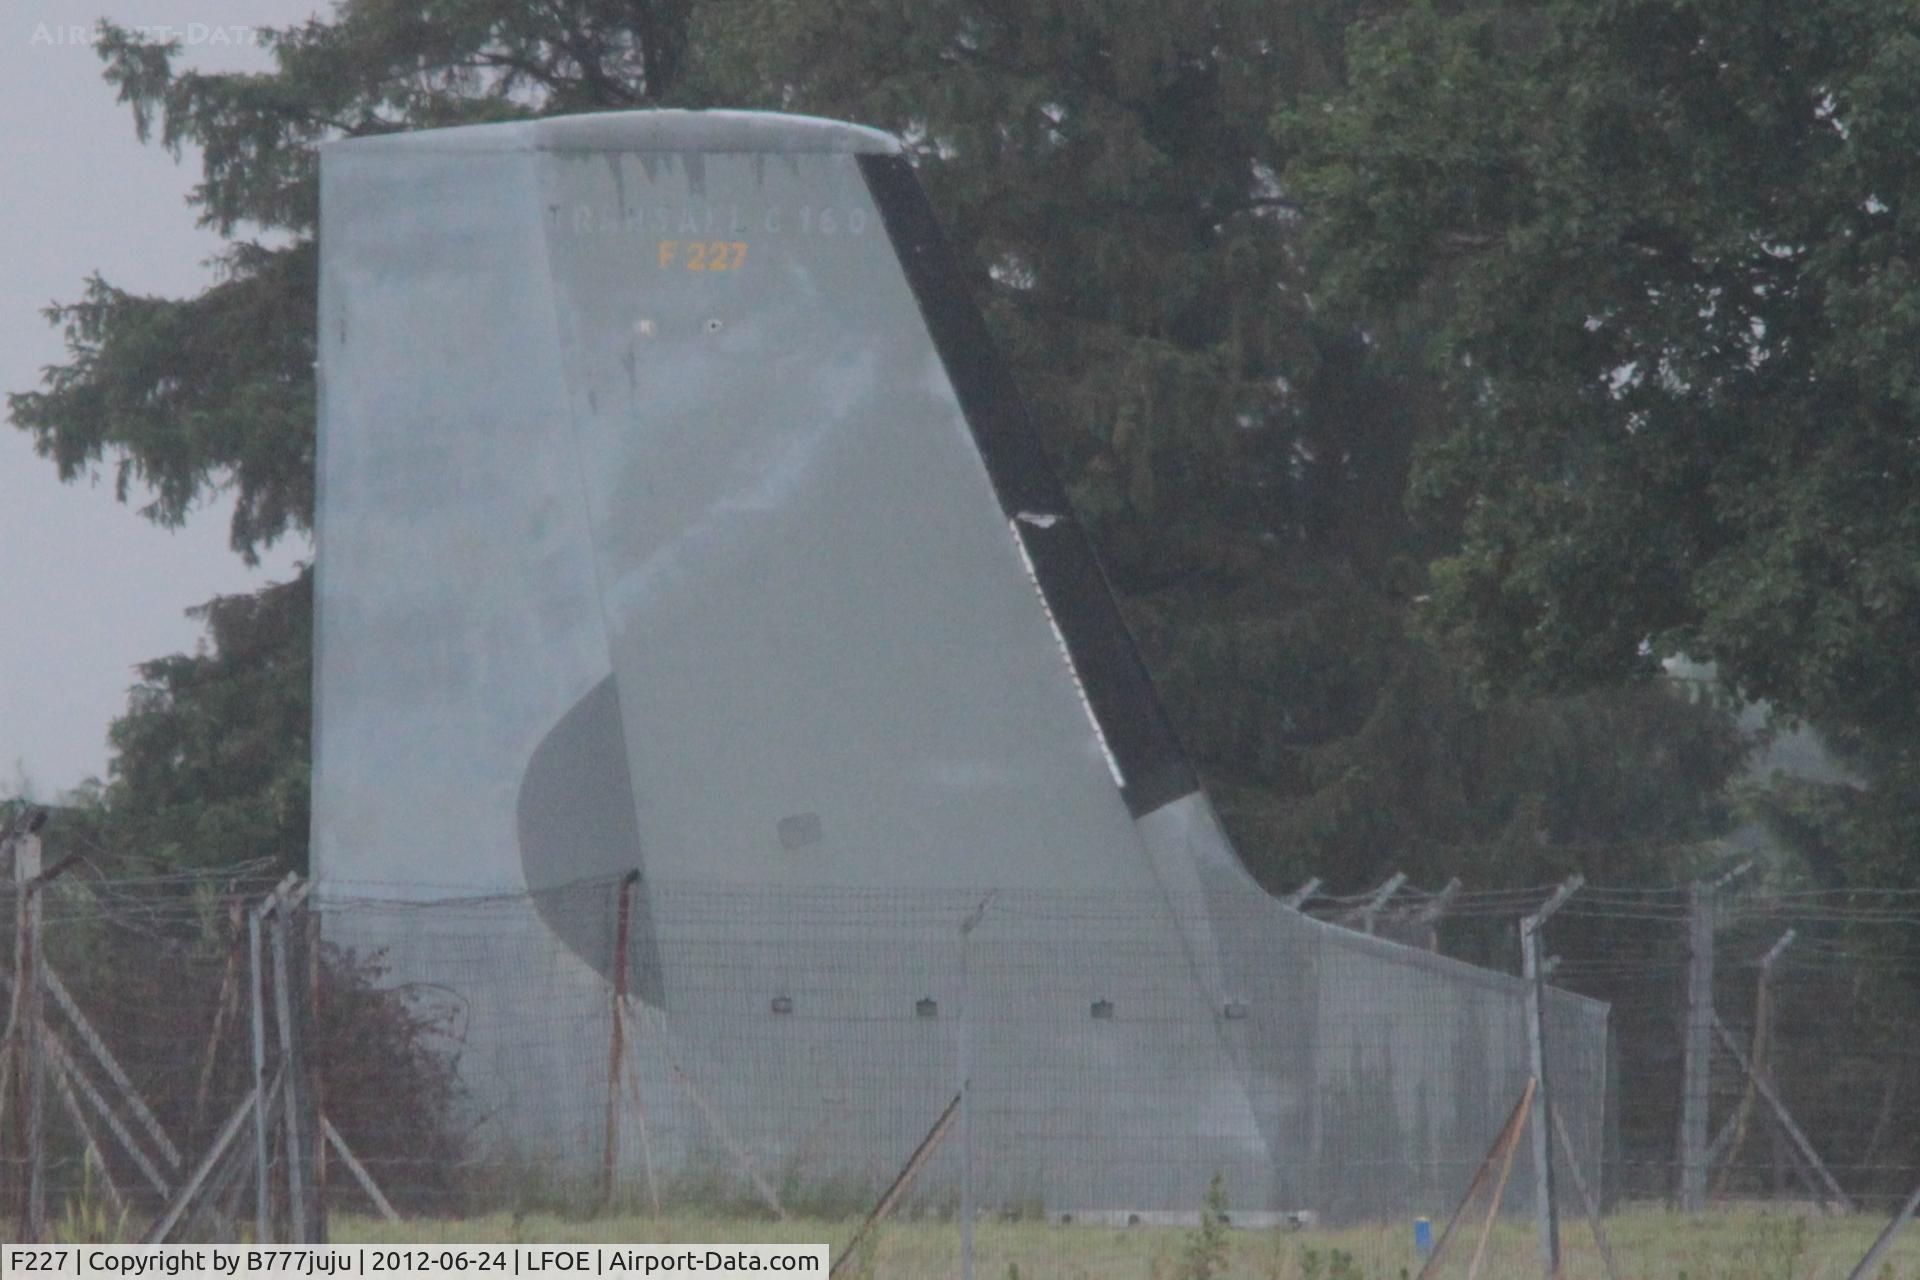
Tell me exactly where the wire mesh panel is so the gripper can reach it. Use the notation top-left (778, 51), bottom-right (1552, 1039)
top-left (313, 878), bottom-right (1614, 1227)
top-left (5, 861), bottom-right (1920, 1275)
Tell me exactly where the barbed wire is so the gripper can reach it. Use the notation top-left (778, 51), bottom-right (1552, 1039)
top-left (4, 856), bottom-right (1917, 1235)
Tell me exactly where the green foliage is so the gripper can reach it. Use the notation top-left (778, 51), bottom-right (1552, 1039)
top-left (1670, 1212), bottom-right (1811, 1280)
top-left (98, 569), bottom-right (312, 873)
top-left (706, 0), bottom-right (1747, 891)
top-left (314, 942), bottom-right (471, 1212)
top-left (844, 1224), bottom-right (882, 1280)
top-left (702, 0), bottom-right (1327, 553)
top-left (48, 1163), bottom-right (130, 1243)
top-left (1275, 44), bottom-right (1920, 1207)
top-left (18, 0), bottom-right (707, 557)
top-left (5, 1), bottom-right (709, 873)
top-left (1134, 568), bottom-right (1744, 890)
top-left (1282, 0), bottom-right (1920, 1195)
top-left (1178, 1173), bottom-right (1231, 1280)
top-left (1296, 1244), bottom-right (1362, 1280)
top-left (6, 0), bottom-right (1749, 902)
top-left (7, 244), bottom-right (315, 564)
top-left (1284, 0), bottom-right (1920, 877)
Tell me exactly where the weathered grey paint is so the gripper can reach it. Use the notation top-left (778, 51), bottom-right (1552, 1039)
top-left (314, 109), bottom-right (1608, 1218)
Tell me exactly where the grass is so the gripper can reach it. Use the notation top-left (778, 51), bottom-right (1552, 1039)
top-left (322, 1204), bottom-right (1920, 1279)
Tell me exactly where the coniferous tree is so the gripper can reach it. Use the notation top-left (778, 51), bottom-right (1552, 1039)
top-left (9, 0), bottom-right (1745, 896)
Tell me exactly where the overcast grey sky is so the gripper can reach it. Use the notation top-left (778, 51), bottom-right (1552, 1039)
top-left (2, 0), bottom-right (318, 796)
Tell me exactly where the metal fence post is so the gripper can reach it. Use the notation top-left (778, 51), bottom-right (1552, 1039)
top-left (270, 883), bottom-right (315, 1241)
top-left (1713, 928), bottom-right (1794, 1197)
top-left (248, 901), bottom-right (271, 1241)
top-left (1280, 878), bottom-right (1322, 911)
top-left (1522, 875), bottom-right (1582, 1278)
top-left (958, 892), bottom-right (995, 1280)
top-left (1844, 1179), bottom-right (1920, 1280)
top-left (249, 875), bottom-right (297, 1242)
top-left (1355, 872), bottom-right (1408, 935)
top-left (13, 828), bottom-right (45, 1241)
top-left (1677, 881), bottom-right (1712, 1213)
top-left (1411, 878), bottom-right (1463, 951)
top-left (307, 903), bottom-right (330, 1242)
top-left (1677, 860), bottom-right (1750, 1212)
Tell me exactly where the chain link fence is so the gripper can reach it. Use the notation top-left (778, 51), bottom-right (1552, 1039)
top-left (3, 844), bottom-right (1919, 1276)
